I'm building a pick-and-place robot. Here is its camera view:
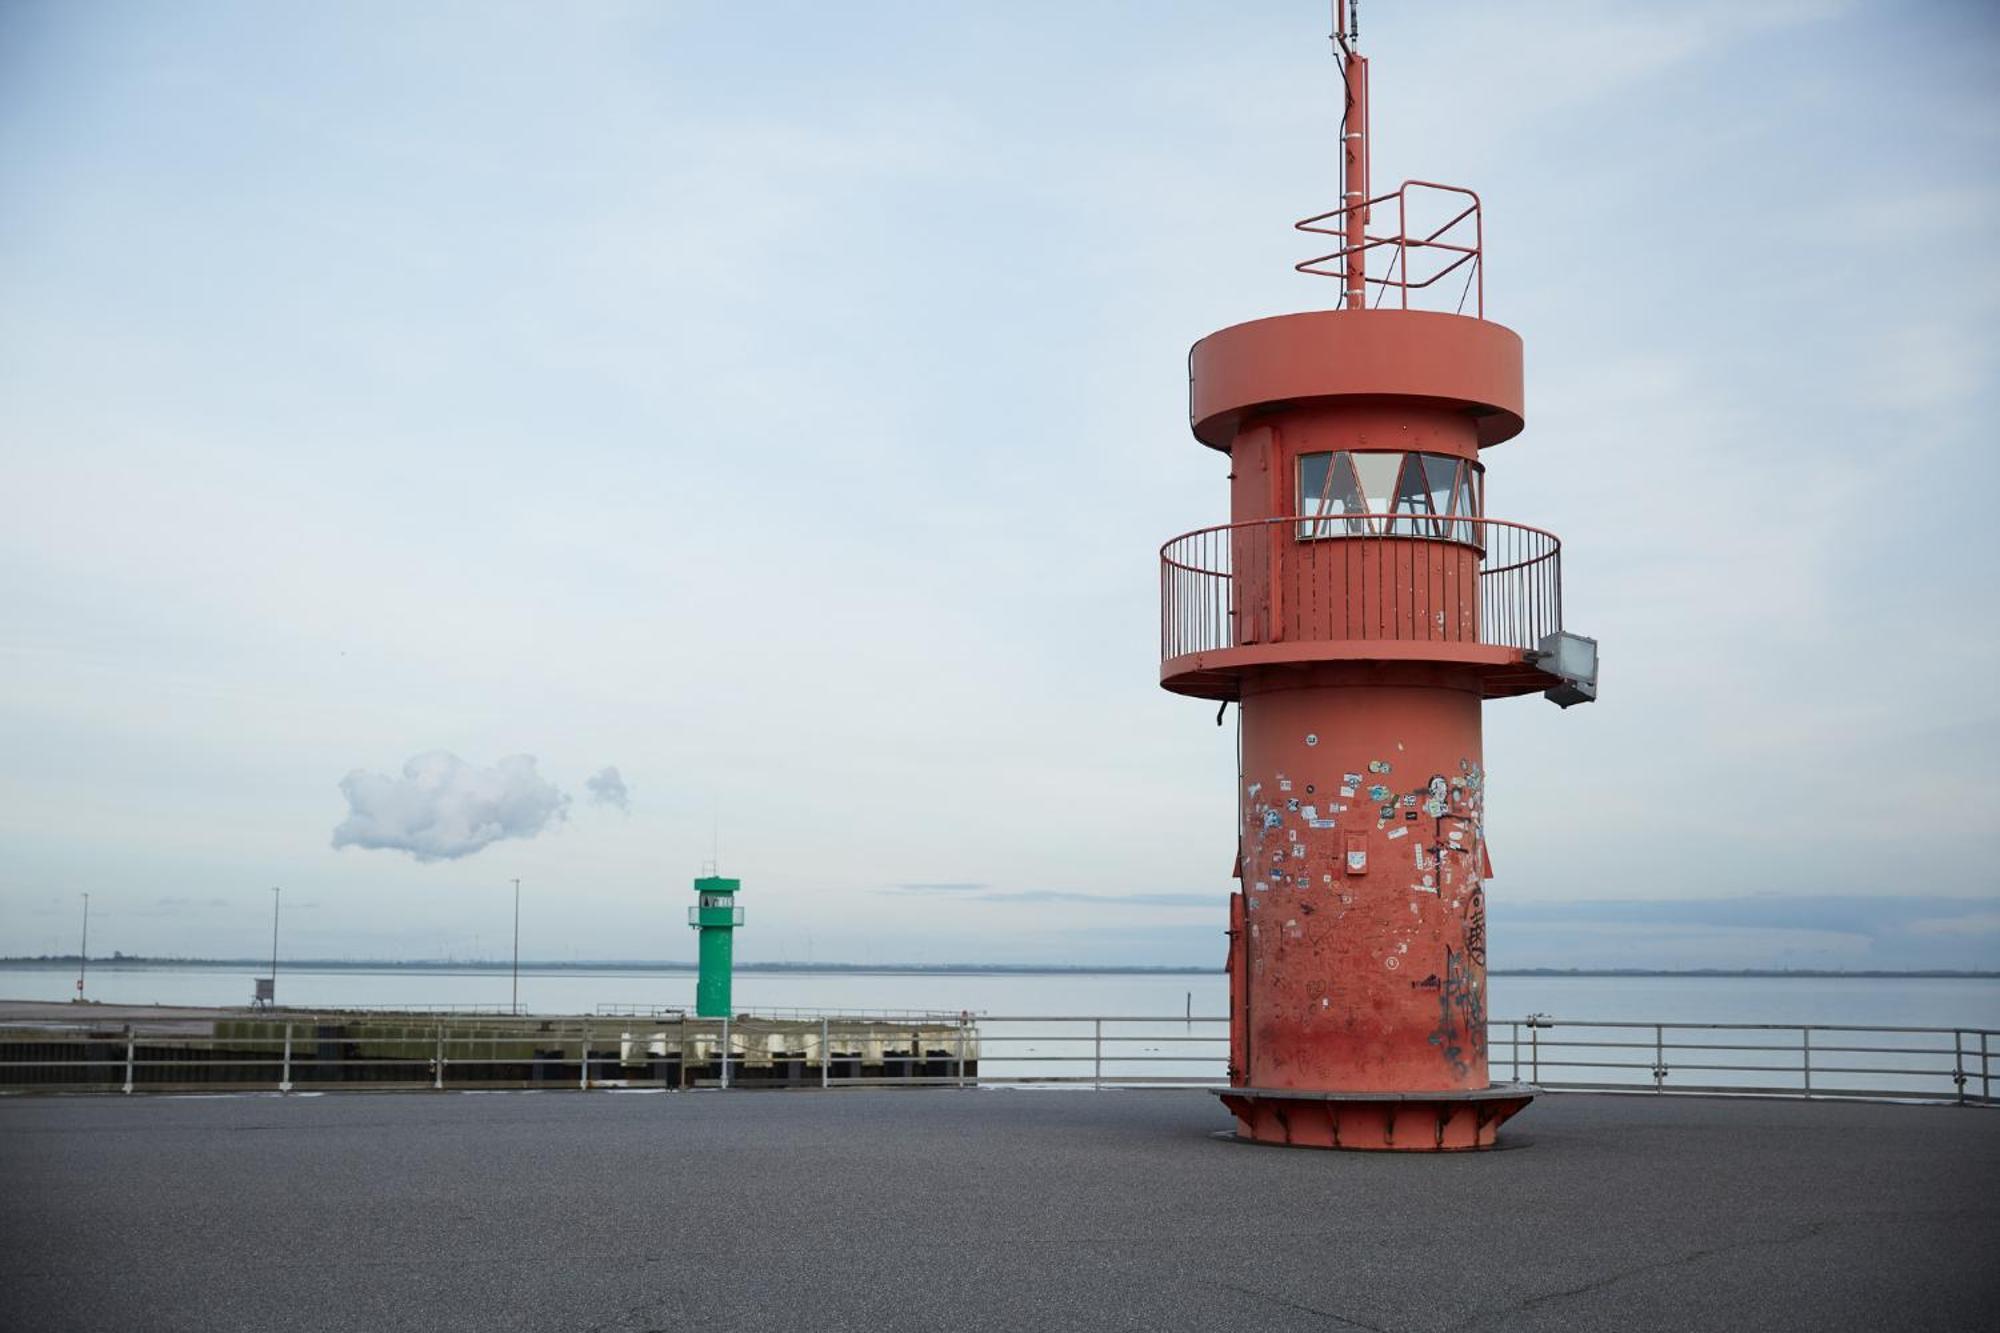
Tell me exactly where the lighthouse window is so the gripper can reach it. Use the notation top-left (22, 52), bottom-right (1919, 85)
top-left (1351, 453), bottom-right (1404, 520)
top-left (1297, 451), bottom-right (1368, 537)
top-left (1297, 451), bottom-right (1481, 541)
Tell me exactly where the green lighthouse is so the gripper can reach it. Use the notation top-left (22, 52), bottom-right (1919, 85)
top-left (689, 873), bottom-right (743, 1018)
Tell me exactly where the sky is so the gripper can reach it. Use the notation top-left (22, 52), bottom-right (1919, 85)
top-left (2, 1), bottom-right (1996, 971)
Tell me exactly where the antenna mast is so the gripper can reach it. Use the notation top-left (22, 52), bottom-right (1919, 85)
top-left (1335, 1), bottom-right (1369, 310)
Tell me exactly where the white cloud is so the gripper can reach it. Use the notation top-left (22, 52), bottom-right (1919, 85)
top-left (585, 765), bottom-right (629, 812)
top-left (331, 753), bottom-right (569, 862)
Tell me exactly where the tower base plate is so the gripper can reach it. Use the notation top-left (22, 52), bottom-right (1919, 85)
top-left (1216, 1084), bottom-right (1534, 1152)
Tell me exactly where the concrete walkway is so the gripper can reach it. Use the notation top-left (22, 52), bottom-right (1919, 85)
top-left (1, 1089), bottom-right (1994, 1331)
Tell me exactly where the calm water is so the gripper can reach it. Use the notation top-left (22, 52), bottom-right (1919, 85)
top-left (7, 962), bottom-right (1997, 1029)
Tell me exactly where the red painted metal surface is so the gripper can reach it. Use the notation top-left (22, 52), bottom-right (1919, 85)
top-left (1167, 7), bottom-right (1563, 1150)
top-left (1188, 310), bottom-right (1524, 450)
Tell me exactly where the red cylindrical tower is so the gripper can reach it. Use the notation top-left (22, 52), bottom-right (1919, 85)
top-left (1161, 13), bottom-right (1596, 1151)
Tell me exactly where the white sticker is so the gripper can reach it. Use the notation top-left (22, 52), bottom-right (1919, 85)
top-left (1300, 805), bottom-right (1318, 821)
top-left (1305, 733), bottom-right (1319, 747)
top-left (1339, 786), bottom-right (1356, 798)
top-left (1387, 827), bottom-right (1409, 840)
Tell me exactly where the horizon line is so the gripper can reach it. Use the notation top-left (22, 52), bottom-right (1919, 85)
top-left (2, 955), bottom-right (1997, 979)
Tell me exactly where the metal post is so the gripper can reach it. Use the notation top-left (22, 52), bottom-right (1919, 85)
top-left (1954, 1030), bottom-right (1966, 1105)
top-left (1094, 1019), bottom-right (1103, 1091)
top-left (434, 1022), bottom-right (445, 1091)
top-left (1530, 1026), bottom-right (1540, 1086)
top-left (1654, 1024), bottom-right (1665, 1093)
top-left (720, 1015), bottom-right (730, 1090)
top-left (269, 886), bottom-right (281, 1001)
top-left (281, 1023), bottom-right (293, 1094)
top-left (820, 1016), bottom-right (829, 1090)
top-left (1801, 1028), bottom-right (1811, 1099)
top-left (580, 1021), bottom-right (589, 1091)
top-left (510, 878), bottom-right (521, 1016)
top-left (1510, 1021), bottom-right (1519, 1082)
top-left (956, 1019), bottom-right (967, 1089)
top-left (1983, 1031), bottom-right (1990, 1104)
top-left (123, 1026), bottom-right (134, 1095)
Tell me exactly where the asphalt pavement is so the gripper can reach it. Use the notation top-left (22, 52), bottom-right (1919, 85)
top-left (2, 1088), bottom-right (1995, 1332)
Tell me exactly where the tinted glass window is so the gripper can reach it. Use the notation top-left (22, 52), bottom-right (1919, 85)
top-left (1296, 451), bottom-right (1481, 541)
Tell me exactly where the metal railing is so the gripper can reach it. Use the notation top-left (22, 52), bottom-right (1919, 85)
top-left (1296, 180), bottom-right (1484, 316)
top-left (4, 1014), bottom-right (1990, 1105)
top-left (1296, 178), bottom-right (1488, 316)
top-left (593, 1004), bottom-right (968, 1021)
top-left (1161, 515), bottom-right (1562, 664)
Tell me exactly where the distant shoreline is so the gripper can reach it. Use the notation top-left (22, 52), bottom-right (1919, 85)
top-left (0, 957), bottom-right (1994, 979)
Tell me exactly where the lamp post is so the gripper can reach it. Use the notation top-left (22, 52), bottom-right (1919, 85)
top-left (511, 877), bottom-right (521, 1016)
top-left (76, 893), bottom-right (88, 1002)
top-left (269, 886), bottom-right (281, 1002)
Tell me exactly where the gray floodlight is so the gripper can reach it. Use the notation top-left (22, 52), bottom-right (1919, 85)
top-left (1533, 631), bottom-right (1598, 708)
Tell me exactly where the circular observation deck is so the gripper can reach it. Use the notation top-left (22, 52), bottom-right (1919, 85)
top-left (1159, 515), bottom-right (1565, 701)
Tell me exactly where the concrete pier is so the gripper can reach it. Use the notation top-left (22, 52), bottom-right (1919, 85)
top-left (0, 1002), bottom-right (978, 1092)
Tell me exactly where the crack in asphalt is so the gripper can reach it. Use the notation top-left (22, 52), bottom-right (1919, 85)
top-left (1209, 1277), bottom-right (1396, 1331)
top-left (1448, 1218), bottom-right (1844, 1330)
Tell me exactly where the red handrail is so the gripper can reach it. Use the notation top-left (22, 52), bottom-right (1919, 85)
top-left (1295, 180), bottom-right (1484, 317)
top-left (1159, 514), bottom-right (1561, 662)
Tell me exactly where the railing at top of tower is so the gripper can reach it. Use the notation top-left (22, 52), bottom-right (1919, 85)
top-left (1296, 181), bottom-right (1484, 317)
top-left (1159, 515), bottom-right (1560, 665)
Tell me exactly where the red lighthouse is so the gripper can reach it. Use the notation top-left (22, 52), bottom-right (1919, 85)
top-left (1161, 9), bottom-right (1598, 1151)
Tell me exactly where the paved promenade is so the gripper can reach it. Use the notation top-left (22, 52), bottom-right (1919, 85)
top-left (2, 1089), bottom-right (1994, 1331)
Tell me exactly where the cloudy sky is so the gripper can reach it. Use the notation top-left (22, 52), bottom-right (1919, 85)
top-left (2, 1), bottom-right (1995, 970)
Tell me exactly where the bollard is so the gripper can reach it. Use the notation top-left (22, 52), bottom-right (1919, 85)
top-left (580, 1020), bottom-right (590, 1091)
top-left (123, 1027), bottom-right (134, 1095)
top-left (720, 1015), bottom-right (730, 1090)
top-left (434, 1022), bottom-right (444, 1091)
top-left (820, 1016), bottom-right (830, 1090)
top-left (281, 1023), bottom-right (293, 1094)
